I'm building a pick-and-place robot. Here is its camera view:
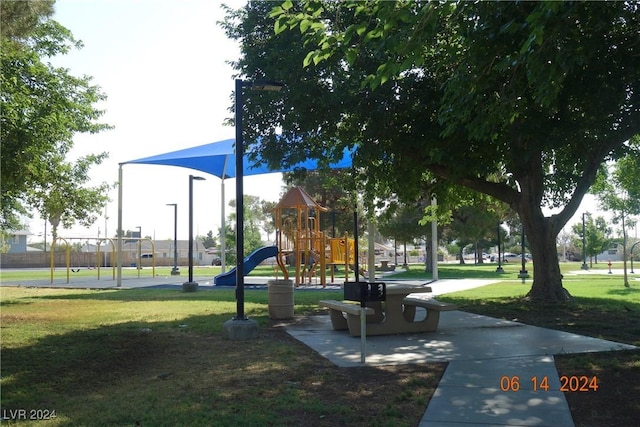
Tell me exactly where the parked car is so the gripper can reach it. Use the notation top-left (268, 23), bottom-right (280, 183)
top-left (502, 253), bottom-right (529, 262)
top-left (211, 257), bottom-right (222, 266)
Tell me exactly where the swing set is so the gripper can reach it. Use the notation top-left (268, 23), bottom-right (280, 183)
top-left (49, 237), bottom-right (119, 284)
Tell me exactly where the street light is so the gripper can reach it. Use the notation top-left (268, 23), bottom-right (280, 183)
top-left (135, 225), bottom-right (142, 276)
top-left (184, 175), bottom-right (205, 291)
top-left (224, 78), bottom-right (284, 339)
top-left (166, 203), bottom-right (179, 275)
top-left (581, 212), bottom-right (590, 270)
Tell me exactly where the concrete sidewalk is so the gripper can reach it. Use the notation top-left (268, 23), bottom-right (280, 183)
top-left (284, 279), bottom-right (636, 427)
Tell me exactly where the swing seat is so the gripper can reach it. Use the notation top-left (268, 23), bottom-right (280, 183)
top-left (71, 268), bottom-right (80, 273)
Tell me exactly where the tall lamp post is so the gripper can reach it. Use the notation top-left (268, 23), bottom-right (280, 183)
top-left (223, 78), bottom-right (284, 340)
top-left (581, 212), bottom-right (589, 270)
top-left (184, 175), bottom-right (205, 291)
top-left (135, 225), bottom-right (142, 276)
top-left (166, 203), bottom-right (179, 275)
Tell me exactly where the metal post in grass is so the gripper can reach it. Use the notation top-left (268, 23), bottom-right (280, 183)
top-left (581, 212), bottom-right (590, 270)
top-left (496, 222), bottom-right (504, 273)
top-left (518, 224), bottom-right (529, 282)
top-left (166, 203), bottom-right (179, 275)
top-left (183, 175), bottom-right (205, 292)
top-left (223, 78), bottom-right (284, 341)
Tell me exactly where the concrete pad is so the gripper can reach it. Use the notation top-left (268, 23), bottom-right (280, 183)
top-left (286, 311), bottom-right (635, 367)
top-left (285, 307), bottom-right (636, 427)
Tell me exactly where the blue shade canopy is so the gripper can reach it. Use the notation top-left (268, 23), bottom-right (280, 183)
top-left (123, 138), bottom-right (352, 178)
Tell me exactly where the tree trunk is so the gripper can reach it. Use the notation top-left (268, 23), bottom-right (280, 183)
top-left (50, 217), bottom-right (60, 243)
top-left (424, 240), bottom-right (433, 273)
top-left (520, 209), bottom-right (573, 302)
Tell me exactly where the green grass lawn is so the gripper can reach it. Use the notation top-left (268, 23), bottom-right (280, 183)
top-left (1, 263), bottom-right (638, 426)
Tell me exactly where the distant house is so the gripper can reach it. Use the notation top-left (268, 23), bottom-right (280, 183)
top-left (1, 230), bottom-right (31, 253)
top-left (121, 239), bottom-right (210, 265)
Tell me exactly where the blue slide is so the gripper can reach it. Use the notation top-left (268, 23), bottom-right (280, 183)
top-left (214, 246), bottom-right (278, 286)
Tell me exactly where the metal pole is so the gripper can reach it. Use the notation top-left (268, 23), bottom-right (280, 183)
top-left (518, 224), bottom-right (529, 281)
top-left (188, 176), bottom-right (194, 283)
top-left (521, 226), bottom-right (525, 273)
top-left (360, 306), bottom-right (366, 364)
top-left (117, 164), bottom-right (123, 287)
top-left (496, 222), bottom-right (504, 273)
top-left (174, 205), bottom-right (178, 274)
top-left (221, 177), bottom-right (226, 273)
top-left (581, 212), bottom-right (588, 270)
top-left (167, 204), bottom-right (178, 275)
top-left (235, 78), bottom-right (246, 320)
top-left (431, 196), bottom-right (438, 280)
top-left (622, 209), bottom-right (629, 288)
top-left (368, 216), bottom-right (375, 282)
top-left (231, 78), bottom-right (283, 321)
top-left (352, 210), bottom-right (366, 363)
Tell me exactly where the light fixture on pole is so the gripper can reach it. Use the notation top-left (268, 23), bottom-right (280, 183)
top-left (166, 203), bottom-right (179, 275)
top-left (223, 78), bottom-right (284, 340)
top-left (184, 175), bottom-right (205, 292)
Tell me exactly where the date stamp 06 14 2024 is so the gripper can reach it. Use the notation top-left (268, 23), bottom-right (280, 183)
top-left (2, 409), bottom-right (57, 421)
top-left (500, 375), bottom-right (599, 393)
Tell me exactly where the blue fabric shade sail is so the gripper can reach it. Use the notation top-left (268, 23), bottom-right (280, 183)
top-left (123, 138), bottom-right (352, 178)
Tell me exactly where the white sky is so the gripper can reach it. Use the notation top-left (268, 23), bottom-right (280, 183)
top-left (28, 0), bottom-right (286, 242)
top-left (27, 0), bottom-right (620, 244)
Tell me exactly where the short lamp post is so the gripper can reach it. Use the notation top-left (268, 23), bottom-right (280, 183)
top-left (166, 203), bottom-right (179, 275)
top-left (223, 78), bottom-right (284, 340)
top-left (518, 224), bottom-right (529, 281)
top-left (496, 222), bottom-right (504, 273)
top-left (184, 175), bottom-right (205, 291)
top-left (581, 212), bottom-right (590, 270)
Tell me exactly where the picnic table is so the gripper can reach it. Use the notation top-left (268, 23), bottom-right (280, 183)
top-left (320, 283), bottom-right (457, 337)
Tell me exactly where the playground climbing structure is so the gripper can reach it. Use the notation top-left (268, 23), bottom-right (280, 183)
top-left (273, 186), bottom-right (357, 287)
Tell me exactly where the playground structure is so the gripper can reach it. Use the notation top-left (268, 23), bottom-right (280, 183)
top-left (273, 186), bottom-right (360, 287)
top-left (49, 237), bottom-right (154, 284)
top-left (214, 186), bottom-right (361, 287)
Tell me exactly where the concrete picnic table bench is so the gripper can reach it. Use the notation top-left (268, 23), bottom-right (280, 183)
top-left (319, 283), bottom-right (457, 336)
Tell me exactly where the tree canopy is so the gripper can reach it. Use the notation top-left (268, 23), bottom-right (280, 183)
top-left (26, 153), bottom-right (113, 241)
top-left (1, 0), bottom-right (111, 230)
top-left (223, 1), bottom-right (640, 301)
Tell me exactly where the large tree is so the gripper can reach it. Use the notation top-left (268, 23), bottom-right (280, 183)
top-left (26, 153), bottom-right (113, 241)
top-left (223, 1), bottom-right (640, 301)
top-left (590, 137), bottom-right (640, 287)
top-left (571, 215), bottom-right (611, 266)
top-left (1, 0), bottom-right (111, 229)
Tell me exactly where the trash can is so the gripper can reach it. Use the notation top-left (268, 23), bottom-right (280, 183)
top-left (268, 279), bottom-right (294, 319)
